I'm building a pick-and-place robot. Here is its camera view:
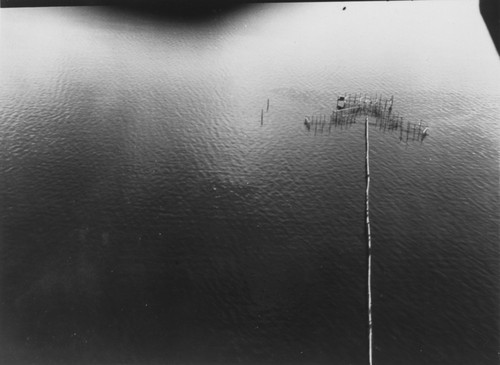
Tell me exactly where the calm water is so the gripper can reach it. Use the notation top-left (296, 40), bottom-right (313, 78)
top-left (0, 2), bottom-right (499, 364)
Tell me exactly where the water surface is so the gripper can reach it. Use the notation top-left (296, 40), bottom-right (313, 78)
top-left (0, 2), bottom-right (499, 364)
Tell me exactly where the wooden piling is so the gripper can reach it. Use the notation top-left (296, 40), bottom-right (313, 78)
top-left (261, 109), bottom-right (264, 125)
top-left (267, 99), bottom-right (270, 112)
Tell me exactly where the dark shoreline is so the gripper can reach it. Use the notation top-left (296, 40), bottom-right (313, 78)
top-left (0, 0), bottom-right (373, 8)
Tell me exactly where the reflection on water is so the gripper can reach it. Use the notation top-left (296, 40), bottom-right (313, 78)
top-left (0, 2), bottom-right (499, 364)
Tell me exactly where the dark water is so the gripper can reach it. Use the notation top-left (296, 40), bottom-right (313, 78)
top-left (0, 2), bottom-right (499, 364)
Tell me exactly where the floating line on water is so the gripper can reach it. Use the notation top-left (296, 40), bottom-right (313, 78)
top-left (365, 116), bottom-right (373, 365)
top-left (304, 95), bottom-right (430, 365)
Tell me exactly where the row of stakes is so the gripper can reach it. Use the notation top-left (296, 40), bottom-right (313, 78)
top-left (304, 95), bottom-right (429, 142)
top-left (257, 95), bottom-right (429, 143)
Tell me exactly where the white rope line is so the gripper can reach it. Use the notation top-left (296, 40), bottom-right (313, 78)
top-left (365, 116), bottom-right (373, 365)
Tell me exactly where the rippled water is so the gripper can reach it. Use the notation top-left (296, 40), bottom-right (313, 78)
top-left (0, 2), bottom-right (499, 364)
